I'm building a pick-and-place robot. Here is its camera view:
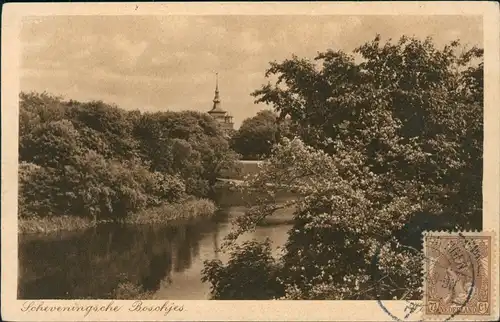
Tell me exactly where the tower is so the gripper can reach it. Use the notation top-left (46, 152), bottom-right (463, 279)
top-left (207, 73), bottom-right (234, 132)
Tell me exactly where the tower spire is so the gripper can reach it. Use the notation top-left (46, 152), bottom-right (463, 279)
top-left (211, 72), bottom-right (221, 111)
top-left (206, 72), bottom-right (233, 134)
top-left (215, 72), bottom-right (219, 93)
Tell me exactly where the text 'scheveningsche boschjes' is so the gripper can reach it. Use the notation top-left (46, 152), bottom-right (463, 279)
top-left (20, 301), bottom-right (185, 317)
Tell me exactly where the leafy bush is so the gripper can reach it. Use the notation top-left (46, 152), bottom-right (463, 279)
top-left (19, 162), bottom-right (64, 217)
top-left (113, 281), bottom-right (155, 300)
top-left (19, 119), bottom-right (83, 168)
top-left (202, 239), bottom-right (284, 300)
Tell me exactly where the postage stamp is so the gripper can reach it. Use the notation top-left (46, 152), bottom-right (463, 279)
top-left (423, 231), bottom-right (496, 321)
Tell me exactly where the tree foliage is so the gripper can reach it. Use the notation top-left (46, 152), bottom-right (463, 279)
top-left (201, 239), bottom-right (284, 299)
top-left (18, 92), bottom-right (237, 220)
top-left (203, 35), bottom-right (483, 300)
top-left (230, 110), bottom-right (290, 160)
top-left (133, 111), bottom-right (239, 197)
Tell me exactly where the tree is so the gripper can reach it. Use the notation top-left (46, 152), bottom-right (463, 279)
top-left (19, 119), bottom-right (84, 168)
top-left (19, 92), bottom-right (67, 139)
top-left (69, 100), bottom-right (140, 160)
top-left (18, 92), bottom-right (229, 220)
top-left (18, 162), bottom-right (62, 217)
top-left (204, 35), bottom-right (483, 300)
top-left (133, 111), bottom-right (239, 197)
top-left (230, 110), bottom-right (290, 160)
top-left (252, 35), bottom-right (483, 231)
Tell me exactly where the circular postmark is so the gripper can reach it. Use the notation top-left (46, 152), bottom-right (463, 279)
top-left (370, 232), bottom-right (478, 321)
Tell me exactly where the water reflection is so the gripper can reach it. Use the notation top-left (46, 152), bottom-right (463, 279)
top-left (19, 220), bottom-right (219, 299)
top-left (18, 200), bottom-right (294, 299)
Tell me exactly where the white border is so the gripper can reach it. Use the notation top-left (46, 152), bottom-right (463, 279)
top-left (2, 2), bottom-right (499, 321)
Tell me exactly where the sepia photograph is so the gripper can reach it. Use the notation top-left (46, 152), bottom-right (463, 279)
top-left (2, 2), bottom-right (499, 321)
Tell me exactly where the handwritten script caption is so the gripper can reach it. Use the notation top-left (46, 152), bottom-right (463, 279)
top-left (21, 300), bottom-right (185, 317)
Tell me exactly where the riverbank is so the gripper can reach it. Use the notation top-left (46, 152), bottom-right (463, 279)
top-left (127, 198), bottom-right (216, 224)
top-left (19, 198), bottom-right (217, 234)
top-left (19, 216), bottom-right (96, 234)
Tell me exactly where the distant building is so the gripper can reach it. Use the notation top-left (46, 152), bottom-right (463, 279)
top-left (207, 73), bottom-right (234, 132)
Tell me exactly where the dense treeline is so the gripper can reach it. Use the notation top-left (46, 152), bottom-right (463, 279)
top-left (203, 36), bottom-right (484, 300)
top-left (19, 92), bottom-right (238, 222)
top-left (230, 110), bottom-right (291, 160)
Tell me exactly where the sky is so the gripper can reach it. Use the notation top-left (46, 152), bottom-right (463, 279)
top-left (20, 15), bottom-right (482, 128)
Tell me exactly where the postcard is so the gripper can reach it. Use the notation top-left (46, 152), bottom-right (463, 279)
top-left (2, 2), bottom-right (499, 321)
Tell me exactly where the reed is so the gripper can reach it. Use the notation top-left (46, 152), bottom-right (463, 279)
top-left (127, 198), bottom-right (217, 224)
top-left (19, 215), bottom-right (96, 234)
top-left (19, 199), bottom-right (217, 234)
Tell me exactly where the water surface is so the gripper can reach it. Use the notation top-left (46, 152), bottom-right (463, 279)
top-left (18, 197), bottom-right (294, 299)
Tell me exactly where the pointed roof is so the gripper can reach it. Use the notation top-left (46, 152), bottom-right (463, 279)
top-left (208, 72), bottom-right (226, 114)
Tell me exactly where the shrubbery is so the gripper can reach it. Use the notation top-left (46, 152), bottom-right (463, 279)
top-left (113, 281), bottom-right (155, 300)
top-left (202, 239), bottom-right (284, 299)
top-left (18, 92), bottom-right (237, 223)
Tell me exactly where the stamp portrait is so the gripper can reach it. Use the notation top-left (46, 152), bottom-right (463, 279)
top-left (423, 232), bottom-right (495, 320)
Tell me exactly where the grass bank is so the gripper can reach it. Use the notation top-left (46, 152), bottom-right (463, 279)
top-left (19, 215), bottom-right (96, 234)
top-left (19, 198), bottom-right (217, 234)
top-left (127, 198), bottom-right (217, 224)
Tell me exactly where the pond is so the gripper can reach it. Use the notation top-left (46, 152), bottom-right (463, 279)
top-left (18, 190), bottom-right (295, 300)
